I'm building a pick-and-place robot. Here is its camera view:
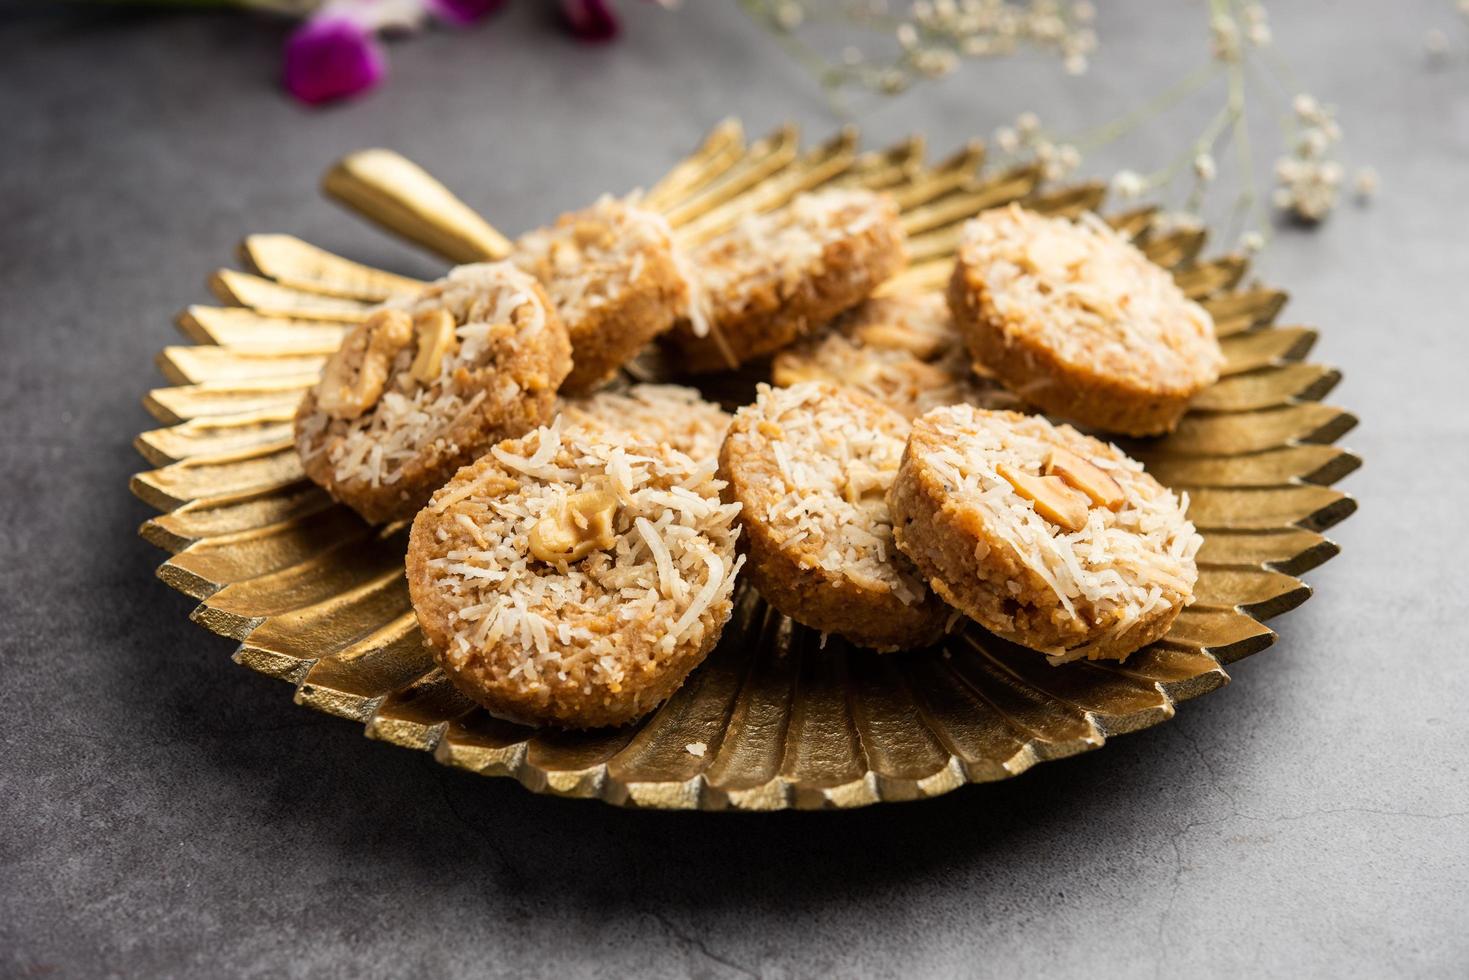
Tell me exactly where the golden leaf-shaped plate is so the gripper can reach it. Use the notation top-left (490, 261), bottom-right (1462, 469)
top-left (131, 120), bottom-right (1359, 810)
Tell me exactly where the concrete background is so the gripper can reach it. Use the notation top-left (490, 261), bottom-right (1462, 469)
top-left (1, 1), bottom-right (1465, 977)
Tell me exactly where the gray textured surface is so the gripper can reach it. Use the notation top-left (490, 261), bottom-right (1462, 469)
top-left (1, 2), bottom-right (1465, 977)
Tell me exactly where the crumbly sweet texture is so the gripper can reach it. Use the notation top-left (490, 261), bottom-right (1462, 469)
top-left (295, 263), bottom-right (571, 524)
top-left (510, 196), bottom-right (688, 393)
top-left (667, 189), bottom-right (908, 373)
top-left (718, 381), bottom-right (947, 652)
top-left (406, 418), bottom-right (744, 729)
top-left (890, 405), bottom-right (1201, 663)
top-left (558, 383), bottom-right (732, 466)
top-left (949, 204), bottom-right (1224, 436)
top-left (772, 292), bottom-right (1021, 419)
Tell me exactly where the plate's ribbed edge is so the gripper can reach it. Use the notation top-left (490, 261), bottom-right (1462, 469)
top-left (129, 120), bottom-right (1360, 810)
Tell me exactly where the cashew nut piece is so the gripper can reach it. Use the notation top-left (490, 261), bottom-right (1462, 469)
top-left (527, 484), bottom-right (619, 564)
top-left (409, 308), bottom-right (457, 384)
top-left (997, 462), bottom-right (1091, 532)
top-left (1045, 447), bottom-right (1124, 510)
top-left (317, 309), bottom-right (413, 420)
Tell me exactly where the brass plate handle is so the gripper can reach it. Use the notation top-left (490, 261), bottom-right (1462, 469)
top-left (322, 148), bottom-right (512, 264)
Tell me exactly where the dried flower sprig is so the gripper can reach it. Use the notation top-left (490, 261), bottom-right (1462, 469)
top-left (739, 1), bottom-right (1098, 99)
top-left (768, 1), bottom-right (1373, 251)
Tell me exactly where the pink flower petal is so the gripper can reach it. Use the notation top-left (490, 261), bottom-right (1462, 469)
top-left (561, 0), bottom-right (619, 42)
top-left (283, 17), bottom-right (387, 106)
top-left (428, 0), bottom-right (508, 27)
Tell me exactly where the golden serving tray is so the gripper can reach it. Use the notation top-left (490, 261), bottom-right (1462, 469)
top-left (130, 120), bottom-right (1359, 810)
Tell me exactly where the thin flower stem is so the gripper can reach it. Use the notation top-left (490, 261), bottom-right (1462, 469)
top-left (1257, 34), bottom-right (1307, 97)
top-left (741, 1), bottom-right (1359, 241)
top-left (1146, 103), bottom-right (1231, 190)
top-left (1071, 61), bottom-right (1221, 153)
top-left (740, 0), bottom-right (855, 103)
top-left (1226, 60), bottom-right (1259, 246)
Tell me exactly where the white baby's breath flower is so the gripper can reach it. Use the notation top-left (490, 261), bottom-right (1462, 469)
top-left (1210, 13), bottom-right (1241, 62)
top-left (1295, 182), bottom-right (1336, 221)
top-left (1274, 160), bottom-right (1340, 222)
top-left (1034, 14), bottom-right (1065, 42)
top-left (1193, 152), bottom-right (1217, 182)
top-left (914, 47), bottom-right (959, 77)
top-left (1040, 141), bottom-right (1080, 181)
top-left (1242, 3), bottom-right (1271, 47)
top-left (1298, 128), bottom-right (1329, 158)
top-left (1111, 169), bottom-right (1145, 200)
top-left (961, 35), bottom-right (990, 56)
top-left (879, 69), bottom-right (909, 94)
top-left (774, 1), bottom-right (804, 31)
top-left (1353, 166), bottom-right (1380, 202)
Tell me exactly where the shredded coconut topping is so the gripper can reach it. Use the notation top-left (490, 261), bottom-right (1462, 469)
top-left (301, 262), bottom-right (550, 490)
top-left (727, 382), bottom-right (930, 605)
top-left (693, 189), bottom-right (896, 320)
top-left (511, 195), bottom-right (684, 330)
top-left (418, 421), bottom-right (745, 693)
top-left (558, 384), bottom-right (732, 465)
top-left (913, 405), bottom-right (1201, 662)
top-left (773, 292), bottom-right (1020, 418)
top-left (958, 204), bottom-right (1223, 391)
